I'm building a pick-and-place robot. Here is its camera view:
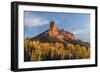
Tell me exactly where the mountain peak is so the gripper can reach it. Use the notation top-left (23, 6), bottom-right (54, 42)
top-left (49, 21), bottom-right (75, 41)
top-left (49, 21), bottom-right (58, 37)
top-left (29, 21), bottom-right (90, 51)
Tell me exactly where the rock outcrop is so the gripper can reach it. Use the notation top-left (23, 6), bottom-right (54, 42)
top-left (48, 21), bottom-right (75, 42)
top-left (30, 21), bottom-right (89, 48)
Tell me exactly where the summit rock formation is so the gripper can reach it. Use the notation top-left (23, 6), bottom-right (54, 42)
top-left (48, 21), bottom-right (75, 42)
top-left (30, 21), bottom-right (90, 48)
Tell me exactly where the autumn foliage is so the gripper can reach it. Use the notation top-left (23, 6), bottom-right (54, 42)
top-left (24, 39), bottom-right (90, 61)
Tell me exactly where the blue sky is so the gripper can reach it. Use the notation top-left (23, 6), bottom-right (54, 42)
top-left (24, 11), bottom-right (90, 42)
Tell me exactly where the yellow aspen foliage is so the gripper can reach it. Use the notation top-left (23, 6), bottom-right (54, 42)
top-left (24, 40), bottom-right (90, 61)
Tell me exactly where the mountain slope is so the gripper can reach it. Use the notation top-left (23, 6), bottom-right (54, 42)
top-left (24, 21), bottom-right (90, 61)
top-left (29, 21), bottom-right (90, 48)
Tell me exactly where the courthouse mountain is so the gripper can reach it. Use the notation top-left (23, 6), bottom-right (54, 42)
top-left (29, 21), bottom-right (90, 48)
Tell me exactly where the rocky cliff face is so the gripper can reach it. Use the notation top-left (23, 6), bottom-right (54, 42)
top-left (49, 21), bottom-right (59, 37)
top-left (30, 21), bottom-right (89, 48)
top-left (48, 21), bottom-right (75, 42)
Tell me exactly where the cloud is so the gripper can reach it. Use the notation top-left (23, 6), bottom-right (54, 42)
top-left (71, 27), bottom-right (90, 42)
top-left (72, 29), bottom-right (83, 35)
top-left (24, 12), bottom-right (49, 27)
top-left (71, 24), bottom-right (90, 35)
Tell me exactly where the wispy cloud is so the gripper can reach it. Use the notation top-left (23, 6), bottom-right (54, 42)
top-left (24, 12), bottom-right (49, 27)
top-left (70, 23), bottom-right (90, 34)
top-left (25, 17), bottom-right (49, 27)
top-left (72, 29), bottom-right (83, 35)
top-left (71, 27), bottom-right (90, 42)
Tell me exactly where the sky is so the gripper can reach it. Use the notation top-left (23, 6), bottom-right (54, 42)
top-left (24, 11), bottom-right (90, 42)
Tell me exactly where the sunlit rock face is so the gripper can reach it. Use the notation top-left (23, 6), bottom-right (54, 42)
top-left (49, 21), bottom-right (59, 37)
top-left (49, 21), bottom-right (75, 41)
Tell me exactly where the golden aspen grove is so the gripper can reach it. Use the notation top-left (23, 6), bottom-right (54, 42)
top-left (24, 39), bottom-right (90, 61)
